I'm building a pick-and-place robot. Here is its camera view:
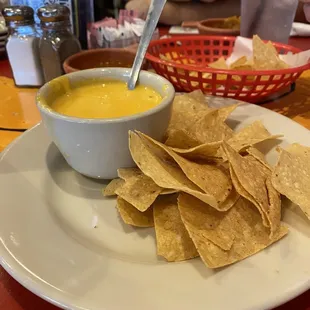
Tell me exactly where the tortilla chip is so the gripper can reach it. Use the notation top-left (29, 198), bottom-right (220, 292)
top-left (229, 162), bottom-right (269, 224)
top-left (230, 56), bottom-right (248, 69)
top-left (246, 147), bottom-right (272, 170)
top-left (208, 57), bottom-right (228, 69)
top-left (229, 165), bottom-right (259, 206)
top-left (117, 167), bottom-right (142, 180)
top-left (172, 91), bottom-right (210, 114)
top-left (271, 144), bottom-right (310, 220)
top-left (103, 178), bottom-right (124, 196)
top-left (265, 177), bottom-right (282, 236)
top-left (245, 153), bottom-right (271, 176)
top-left (161, 189), bottom-right (179, 195)
top-left (167, 92), bottom-right (211, 135)
top-left (227, 120), bottom-right (282, 152)
top-left (207, 57), bottom-right (229, 86)
top-left (115, 173), bottom-right (162, 212)
top-left (187, 89), bottom-right (207, 103)
top-left (286, 143), bottom-right (310, 156)
top-left (159, 52), bottom-right (192, 64)
top-left (233, 64), bottom-right (254, 72)
top-left (191, 109), bottom-right (234, 144)
top-left (223, 142), bottom-right (281, 235)
top-left (179, 194), bottom-right (288, 268)
top-left (153, 195), bottom-right (198, 262)
top-left (178, 194), bottom-right (235, 251)
top-left (116, 197), bottom-right (154, 227)
top-left (217, 104), bottom-right (239, 121)
top-left (117, 167), bottom-right (176, 197)
top-left (141, 132), bottom-right (232, 201)
top-left (253, 35), bottom-right (289, 70)
top-left (138, 131), bottom-right (238, 211)
top-left (165, 129), bottom-right (201, 149)
top-left (230, 56), bottom-right (255, 72)
top-left (129, 131), bottom-right (234, 208)
top-left (165, 102), bottom-right (237, 149)
top-left (166, 92), bottom-right (237, 147)
top-left (171, 141), bottom-right (222, 162)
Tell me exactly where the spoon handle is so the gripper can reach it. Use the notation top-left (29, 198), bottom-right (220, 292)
top-left (127, 0), bottom-right (167, 90)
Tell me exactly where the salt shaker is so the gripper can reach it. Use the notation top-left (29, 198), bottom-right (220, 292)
top-left (2, 6), bottom-right (44, 87)
top-left (37, 4), bottom-right (81, 83)
top-left (240, 0), bottom-right (298, 44)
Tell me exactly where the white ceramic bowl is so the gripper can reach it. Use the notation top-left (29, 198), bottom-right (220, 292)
top-left (36, 68), bottom-right (175, 179)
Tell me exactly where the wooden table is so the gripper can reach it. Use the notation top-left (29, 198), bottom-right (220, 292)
top-left (0, 55), bottom-right (40, 152)
top-left (0, 38), bottom-right (310, 309)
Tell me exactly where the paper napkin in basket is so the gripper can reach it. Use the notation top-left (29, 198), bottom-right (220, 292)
top-left (226, 36), bottom-right (310, 68)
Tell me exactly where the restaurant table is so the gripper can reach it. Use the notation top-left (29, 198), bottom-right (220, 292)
top-left (0, 37), bottom-right (310, 309)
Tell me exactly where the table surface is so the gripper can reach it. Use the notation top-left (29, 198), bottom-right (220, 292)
top-left (0, 37), bottom-right (310, 310)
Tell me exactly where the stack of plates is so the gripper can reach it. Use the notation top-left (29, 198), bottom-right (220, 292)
top-left (0, 17), bottom-right (8, 55)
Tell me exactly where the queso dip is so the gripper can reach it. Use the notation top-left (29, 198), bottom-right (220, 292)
top-left (51, 80), bottom-right (162, 119)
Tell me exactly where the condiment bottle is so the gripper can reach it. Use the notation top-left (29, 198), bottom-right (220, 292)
top-left (2, 6), bottom-right (44, 87)
top-left (37, 4), bottom-right (81, 83)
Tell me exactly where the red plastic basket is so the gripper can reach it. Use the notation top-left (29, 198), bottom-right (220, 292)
top-left (146, 36), bottom-right (310, 103)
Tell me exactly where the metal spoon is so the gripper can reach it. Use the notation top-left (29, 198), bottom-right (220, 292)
top-left (127, 0), bottom-right (167, 90)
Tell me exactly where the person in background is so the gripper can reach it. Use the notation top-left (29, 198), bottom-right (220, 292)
top-left (125, 0), bottom-right (310, 25)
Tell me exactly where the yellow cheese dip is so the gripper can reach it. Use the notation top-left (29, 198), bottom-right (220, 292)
top-left (51, 80), bottom-right (162, 119)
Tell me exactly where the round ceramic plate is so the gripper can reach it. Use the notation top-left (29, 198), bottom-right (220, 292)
top-left (0, 99), bottom-right (310, 310)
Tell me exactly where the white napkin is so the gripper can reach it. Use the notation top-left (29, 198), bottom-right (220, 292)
top-left (100, 18), bottom-right (158, 42)
top-left (226, 36), bottom-right (310, 68)
top-left (290, 22), bottom-right (310, 37)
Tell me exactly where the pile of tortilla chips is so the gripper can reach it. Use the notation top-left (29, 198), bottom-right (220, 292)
top-left (158, 35), bottom-right (289, 90)
top-left (160, 35), bottom-right (289, 72)
top-left (211, 34), bottom-right (288, 71)
top-left (103, 90), bottom-right (310, 269)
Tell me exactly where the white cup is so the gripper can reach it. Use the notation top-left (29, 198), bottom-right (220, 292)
top-left (241, 0), bottom-right (298, 44)
top-left (36, 68), bottom-right (175, 179)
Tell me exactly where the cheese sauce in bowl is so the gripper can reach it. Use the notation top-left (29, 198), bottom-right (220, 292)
top-left (51, 80), bottom-right (162, 119)
top-left (36, 68), bottom-right (175, 179)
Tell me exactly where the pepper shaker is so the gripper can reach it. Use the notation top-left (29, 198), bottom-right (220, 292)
top-left (2, 6), bottom-right (44, 87)
top-left (37, 4), bottom-right (81, 83)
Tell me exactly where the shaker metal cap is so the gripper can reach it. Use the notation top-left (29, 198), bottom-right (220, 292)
top-left (2, 6), bottom-right (34, 21)
top-left (37, 5), bottom-right (70, 22)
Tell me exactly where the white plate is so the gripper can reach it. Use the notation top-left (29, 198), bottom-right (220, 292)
top-left (0, 99), bottom-right (310, 310)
